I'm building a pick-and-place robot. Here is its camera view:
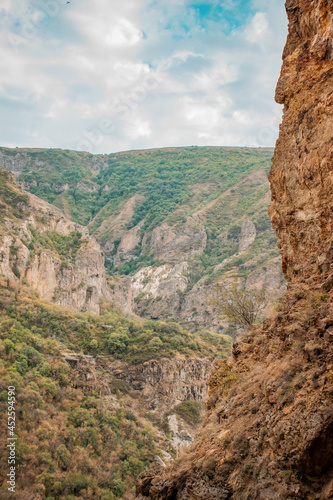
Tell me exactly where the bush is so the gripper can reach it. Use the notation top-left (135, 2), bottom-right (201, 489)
top-left (3, 339), bottom-right (15, 354)
top-left (147, 337), bottom-right (163, 350)
top-left (173, 401), bottom-right (204, 426)
top-left (56, 444), bottom-right (71, 470)
top-left (14, 355), bottom-right (29, 375)
top-left (68, 407), bottom-right (94, 428)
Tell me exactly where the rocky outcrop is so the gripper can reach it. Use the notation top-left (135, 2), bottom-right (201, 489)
top-left (92, 194), bottom-right (144, 253)
top-left (63, 352), bottom-right (212, 457)
top-left (0, 178), bottom-right (111, 314)
top-left (141, 218), bottom-right (207, 263)
top-left (107, 356), bottom-right (211, 414)
top-left (269, 0), bottom-right (333, 284)
top-left (131, 262), bottom-right (189, 319)
top-left (238, 219), bottom-right (256, 252)
top-left (136, 2), bottom-right (333, 498)
top-left (107, 257), bottom-right (285, 332)
top-left (180, 258), bottom-right (285, 333)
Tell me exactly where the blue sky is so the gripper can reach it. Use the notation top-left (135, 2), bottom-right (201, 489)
top-left (0, 0), bottom-right (287, 153)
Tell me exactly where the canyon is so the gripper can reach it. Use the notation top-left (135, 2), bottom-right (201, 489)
top-left (0, 147), bottom-right (285, 334)
top-left (0, 168), bottom-right (233, 498)
top-left (136, 1), bottom-right (333, 499)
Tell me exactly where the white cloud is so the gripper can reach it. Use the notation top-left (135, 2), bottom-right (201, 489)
top-left (106, 18), bottom-right (143, 47)
top-left (245, 12), bottom-right (269, 43)
top-left (0, 0), bottom-right (287, 152)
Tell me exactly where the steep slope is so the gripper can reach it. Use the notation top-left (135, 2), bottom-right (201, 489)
top-left (0, 171), bottom-right (234, 498)
top-left (136, 1), bottom-right (333, 499)
top-left (0, 170), bottom-right (110, 314)
top-left (0, 283), bottom-right (232, 500)
top-left (0, 147), bottom-right (285, 332)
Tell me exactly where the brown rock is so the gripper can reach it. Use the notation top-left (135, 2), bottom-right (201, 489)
top-left (136, 2), bottom-right (333, 499)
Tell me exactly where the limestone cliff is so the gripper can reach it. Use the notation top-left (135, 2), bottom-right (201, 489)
top-left (136, 2), bottom-right (333, 498)
top-left (0, 172), bottom-right (111, 314)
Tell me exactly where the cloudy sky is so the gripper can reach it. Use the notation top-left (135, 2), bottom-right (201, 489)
top-left (0, 0), bottom-right (287, 154)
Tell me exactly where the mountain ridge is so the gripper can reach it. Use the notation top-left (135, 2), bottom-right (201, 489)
top-left (0, 145), bottom-right (285, 334)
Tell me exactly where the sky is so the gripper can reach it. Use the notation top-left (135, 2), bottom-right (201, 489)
top-left (0, 0), bottom-right (288, 154)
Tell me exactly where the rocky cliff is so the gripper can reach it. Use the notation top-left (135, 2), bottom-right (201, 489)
top-left (0, 171), bottom-right (111, 314)
top-left (0, 146), bottom-right (285, 333)
top-left (269, 0), bottom-right (333, 285)
top-left (60, 352), bottom-right (212, 458)
top-left (105, 171), bottom-right (285, 333)
top-left (136, 2), bottom-right (333, 498)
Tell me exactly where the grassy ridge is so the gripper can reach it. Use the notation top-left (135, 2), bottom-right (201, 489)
top-left (0, 146), bottom-right (273, 229)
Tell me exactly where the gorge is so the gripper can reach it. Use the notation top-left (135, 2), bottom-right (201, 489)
top-left (136, 0), bottom-right (333, 498)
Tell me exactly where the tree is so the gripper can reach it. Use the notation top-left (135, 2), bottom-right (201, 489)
top-left (213, 280), bottom-right (267, 327)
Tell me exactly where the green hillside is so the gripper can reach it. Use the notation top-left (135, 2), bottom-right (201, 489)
top-left (0, 146), bottom-right (277, 277)
top-left (0, 282), bottom-right (231, 499)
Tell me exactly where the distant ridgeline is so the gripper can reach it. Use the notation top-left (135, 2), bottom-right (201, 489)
top-left (0, 147), bottom-right (284, 333)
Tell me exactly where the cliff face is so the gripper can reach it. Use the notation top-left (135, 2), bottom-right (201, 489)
top-left (269, 0), bottom-right (333, 283)
top-left (62, 353), bottom-right (212, 457)
top-left (107, 357), bottom-right (211, 413)
top-left (136, 2), bottom-right (333, 499)
top-left (0, 147), bottom-right (284, 333)
top-left (104, 167), bottom-right (285, 333)
top-left (0, 172), bottom-right (111, 314)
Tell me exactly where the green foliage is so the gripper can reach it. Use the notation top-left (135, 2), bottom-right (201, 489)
top-left (56, 444), bottom-right (71, 470)
top-left (29, 229), bottom-right (85, 265)
top-left (0, 283), bottom-right (233, 498)
top-left (0, 169), bottom-right (29, 219)
top-left (1, 284), bottom-right (231, 364)
top-left (0, 284), bottom-right (174, 499)
top-left (4, 147), bottom-right (275, 279)
top-left (14, 355), bottom-right (29, 375)
top-left (172, 401), bottom-right (205, 426)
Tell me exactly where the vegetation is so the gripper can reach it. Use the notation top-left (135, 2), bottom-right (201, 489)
top-left (0, 170), bottom-right (29, 220)
top-left (0, 147), bottom-right (278, 278)
top-left (0, 282), bottom-right (232, 499)
top-left (212, 281), bottom-right (267, 327)
top-left (28, 229), bottom-right (86, 266)
top-left (1, 284), bottom-right (231, 364)
top-left (172, 401), bottom-right (205, 426)
top-left (2, 147), bottom-right (271, 227)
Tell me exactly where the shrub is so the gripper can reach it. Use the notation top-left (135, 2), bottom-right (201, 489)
top-left (173, 401), bottom-right (204, 426)
top-left (56, 444), bottom-right (71, 470)
top-left (212, 281), bottom-right (267, 327)
top-left (68, 407), bottom-right (94, 428)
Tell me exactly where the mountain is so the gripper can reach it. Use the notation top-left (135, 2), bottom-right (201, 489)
top-left (0, 170), bottom-right (232, 499)
top-left (0, 146), bottom-right (285, 334)
top-left (136, 1), bottom-right (333, 498)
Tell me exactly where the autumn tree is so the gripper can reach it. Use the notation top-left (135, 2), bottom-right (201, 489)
top-left (213, 280), bottom-right (267, 327)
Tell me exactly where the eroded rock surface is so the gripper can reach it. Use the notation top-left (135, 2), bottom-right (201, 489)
top-left (0, 177), bottom-right (111, 314)
top-left (136, 2), bottom-right (333, 498)
top-left (269, 0), bottom-right (333, 284)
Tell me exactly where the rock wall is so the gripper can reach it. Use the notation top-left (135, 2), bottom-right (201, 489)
top-left (108, 257), bottom-right (285, 333)
top-left (0, 180), bottom-right (111, 314)
top-left (269, 0), bottom-right (333, 283)
top-left (136, 2), bottom-right (333, 499)
top-left (63, 352), bottom-right (212, 457)
top-left (107, 356), bottom-right (211, 414)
